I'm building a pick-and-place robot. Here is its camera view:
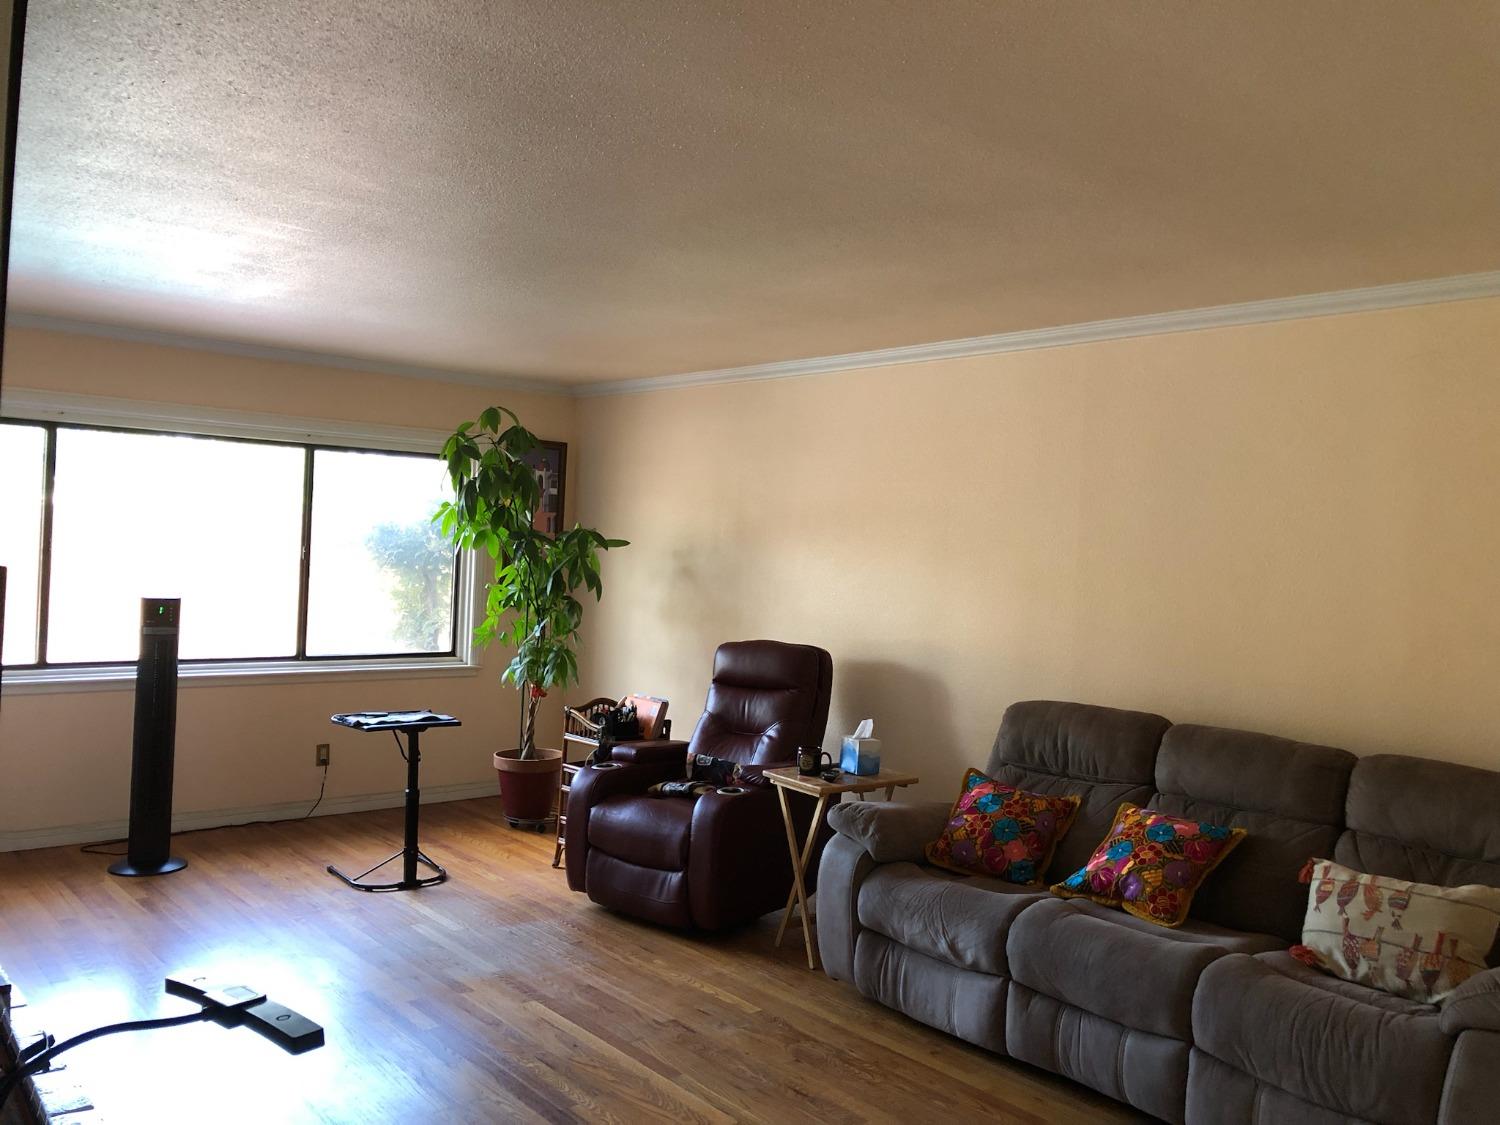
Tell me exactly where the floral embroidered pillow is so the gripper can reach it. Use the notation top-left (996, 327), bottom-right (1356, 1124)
top-left (925, 769), bottom-right (1080, 885)
top-left (1051, 803), bottom-right (1245, 927)
top-left (1289, 858), bottom-right (1500, 1003)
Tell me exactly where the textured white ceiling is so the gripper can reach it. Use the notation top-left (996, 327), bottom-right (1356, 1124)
top-left (10, 2), bottom-right (1500, 386)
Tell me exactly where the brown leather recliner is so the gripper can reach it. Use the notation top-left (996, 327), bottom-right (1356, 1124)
top-left (564, 639), bottom-right (834, 931)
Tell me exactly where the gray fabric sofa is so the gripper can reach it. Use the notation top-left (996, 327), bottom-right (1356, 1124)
top-left (817, 700), bottom-right (1500, 1124)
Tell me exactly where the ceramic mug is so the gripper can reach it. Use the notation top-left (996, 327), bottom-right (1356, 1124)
top-left (797, 746), bottom-right (833, 776)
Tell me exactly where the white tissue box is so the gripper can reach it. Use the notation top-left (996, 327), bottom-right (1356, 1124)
top-left (840, 737), bottom-right (881, 776)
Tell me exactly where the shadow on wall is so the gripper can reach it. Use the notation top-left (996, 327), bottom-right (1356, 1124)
top-left (832, 660), bottom-right (962, 785)
top-left (653, 540), bottom-right (749, 664)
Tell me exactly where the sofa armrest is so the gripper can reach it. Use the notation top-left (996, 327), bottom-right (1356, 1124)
top-left (825, 799), bottom-right (951, 864)
top-left (1442, 968), bottom-right (1500, 1035)
top-left (1441, 1029), bottom-right (1500, 1124)
top-left (610, 739), bottom-right (690, 767)
top-left (816, 833), bottom-right (877, 982)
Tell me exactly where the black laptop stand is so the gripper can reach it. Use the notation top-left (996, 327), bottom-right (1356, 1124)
top-left (325, 711), bottom-right (461, 892)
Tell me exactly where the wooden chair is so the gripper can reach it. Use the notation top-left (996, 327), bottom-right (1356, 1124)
top-left (553, 695), bottom-right (670, 867)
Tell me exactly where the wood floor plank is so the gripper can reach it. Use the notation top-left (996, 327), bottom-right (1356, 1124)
top-left (0, 798), bottom-right (1143, 1123)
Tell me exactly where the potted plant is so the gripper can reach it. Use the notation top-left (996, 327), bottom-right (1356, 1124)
top-left (435, 406), bottom-right (627, 827)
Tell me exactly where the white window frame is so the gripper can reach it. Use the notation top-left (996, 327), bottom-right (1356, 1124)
top-left (0, 389), bottom-right (479, 694)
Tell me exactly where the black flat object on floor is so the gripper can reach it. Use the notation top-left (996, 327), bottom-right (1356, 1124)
top-left (326, 710), bottom-right (461, 892)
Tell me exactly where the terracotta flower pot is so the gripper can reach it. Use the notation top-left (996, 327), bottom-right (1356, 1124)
top-left (493, 747), bottom-right (563, 829)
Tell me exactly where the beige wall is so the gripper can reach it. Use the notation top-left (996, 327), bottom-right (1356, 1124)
top-left (575, 297), bottom-right (1500, 800)
top-left (8, 296), bottom-right (1500, 841)
top-left (0, 326), bottom-right (576, 840)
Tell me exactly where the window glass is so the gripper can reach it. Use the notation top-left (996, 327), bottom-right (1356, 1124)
top-left (46, 429), bottom-right (305, 662)
top-left (305, 449), bottom-right (454, 657)
top-left (0, 423), bottom-right (47, 664)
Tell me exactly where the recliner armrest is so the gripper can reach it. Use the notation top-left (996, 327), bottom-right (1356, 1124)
top-left (610, 739), bottom-right (690, 767)
top-left (687, 785), bottom-right (793, 929)
top-left (564, 759), bottom-right (685, 891)
top-left (825, 799), bottom-right (951, 864)
top-left (1442, 968), bottom-right (1500, 1035)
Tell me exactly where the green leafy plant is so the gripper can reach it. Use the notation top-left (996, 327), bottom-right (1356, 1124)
top-left (434, 406), bottom-right (627, 758)
top-left (365, 519), bottom-right (455, 650)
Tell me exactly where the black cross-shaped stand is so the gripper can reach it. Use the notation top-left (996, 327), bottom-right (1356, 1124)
top-left (325, 711), bottom-right (461, 892)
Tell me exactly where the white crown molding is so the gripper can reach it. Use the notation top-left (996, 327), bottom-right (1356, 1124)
top-left (0, 779), bottom-right (498, 853)
top-left (573, 269), bottom-right (1500, 397)
top-left (0, 386), bottom-right (452, 451)
top-left (10, 270), bottom-right (1500, 403)
top-left (5, 310), bottom-right (564, 395)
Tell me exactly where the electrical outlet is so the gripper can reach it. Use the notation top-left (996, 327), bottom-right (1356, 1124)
top-left (315, 743), bottom-right (331, 767)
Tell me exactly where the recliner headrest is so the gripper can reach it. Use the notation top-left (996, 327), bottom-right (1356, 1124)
top-left (711, 639), bottom-right (826, 691)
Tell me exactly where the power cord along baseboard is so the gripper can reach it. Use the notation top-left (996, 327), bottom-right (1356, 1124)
top-left (76, 758), bottom-right (334, 856)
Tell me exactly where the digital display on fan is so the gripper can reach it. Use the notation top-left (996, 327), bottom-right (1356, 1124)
top-left (142, 598), bottom-right (180, 629)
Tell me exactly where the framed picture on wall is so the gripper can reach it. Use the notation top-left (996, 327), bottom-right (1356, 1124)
top-left (523, 440), bottom-right (567, 537)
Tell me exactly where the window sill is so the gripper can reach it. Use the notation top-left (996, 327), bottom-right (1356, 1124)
top-left (1, 656), bottom-right (483, 695)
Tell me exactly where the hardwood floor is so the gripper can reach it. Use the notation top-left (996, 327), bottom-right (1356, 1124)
top-left (0, 799), bottom-right (1141, 1123)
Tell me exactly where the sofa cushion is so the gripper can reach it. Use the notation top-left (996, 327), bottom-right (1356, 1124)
top-left (1187, 1049), bottom-right (1377, 1125)
top-left (857, 862), bottom-right (1043, 976)
top-left (925, 769), bottom-right (1080, 884)
top-left (853, 932), bottom-right (1009, 1055)
top-left (1151, 723), bottom-right (1355, 943)
top-left (1008, 986), bottom-right (1191, 1124)
top-left (588, 795), bottom-right (694, 870)
top-left (1051, 802), bottom-right (1246, 927)
top-left (1193, 951), bottom-right (1451, 1125)
top-left (983, 700), bottom-right (1171, 882)
top-left (1336, 754), bottom-right (1500, 892)
top-left (1007, 896), bottom-right (1282, 1040)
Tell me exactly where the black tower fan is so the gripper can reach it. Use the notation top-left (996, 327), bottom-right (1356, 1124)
top-left (109, 597), bottom-right (187, 877)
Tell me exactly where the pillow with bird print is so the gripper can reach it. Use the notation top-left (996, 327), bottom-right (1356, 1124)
top-left (1290, 858), bottom-right (1500, 1003)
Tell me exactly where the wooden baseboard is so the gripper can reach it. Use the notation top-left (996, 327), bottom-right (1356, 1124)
top-left (0, 780), bottom-right (498, 854)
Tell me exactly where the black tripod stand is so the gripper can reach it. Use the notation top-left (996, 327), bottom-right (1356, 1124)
top-left (325, 711), bottom-right (460, 892)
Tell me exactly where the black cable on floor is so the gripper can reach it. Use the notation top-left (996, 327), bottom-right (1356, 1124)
top-left (79, 840), bottom-right (127, 856)
top-left (0, 1008), bottom-right (212, 1112)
